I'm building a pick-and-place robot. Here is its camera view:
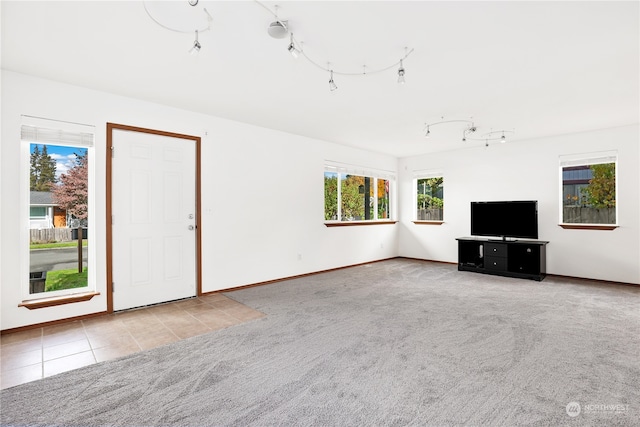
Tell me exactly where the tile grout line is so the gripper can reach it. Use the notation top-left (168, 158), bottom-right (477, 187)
top-left (147, 306), bottom-right (185, 341)
top-left (0, 328), bottom-right (44, 388)
top-left (183, 298), bottom-right (220, 332)
top-left (151, 297), bottom-right (220, 337)
top-left (42, 323), bottom-right (94, 379)
top-left (80, 317), bottom-right (99, 367)
top-left (118, 313), bottom-right (146, 355)
top-left (83, 313), bottom-right (143, 363)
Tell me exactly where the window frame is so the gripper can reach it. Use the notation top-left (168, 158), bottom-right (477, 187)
top-left (21, 116), bottom-right (97, 302)
top-left (413, 171), bottom-right (444, 225)
top-left (324, 162), bottom-right (396, 225)
top-left (558, 151), bottom-right (618, 229)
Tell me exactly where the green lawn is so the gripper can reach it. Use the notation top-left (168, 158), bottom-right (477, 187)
top-left (45, 267), bottom-right (88, 291)
top-left (31, 240), bottom-right (88, 250)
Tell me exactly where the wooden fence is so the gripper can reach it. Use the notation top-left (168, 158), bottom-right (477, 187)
top-left (417, 208), bottom-right (443, 221)
top-left (563, 207), bottom-right (616, 224)
top-left (30, 228), bottom-right (73, 243)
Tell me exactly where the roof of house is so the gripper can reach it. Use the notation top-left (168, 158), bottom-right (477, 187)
top-left (30, 191), bottom-right (56, 206)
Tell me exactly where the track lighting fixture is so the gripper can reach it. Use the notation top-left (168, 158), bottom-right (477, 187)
top-left (462, 124), bottom-right (477, 142)
top-left (287, 33), bottom-right (300, 58)
top-left (423, 117), bottom-right (514, 147)
top-left (189, 30), bottom-right (201, 55)
top-left (398, 60), bottom-right (406, 84)
top-left (145, 1), bottom-right (415, 86)
top-left (329, 70), bottom-right (338, 91)
top-left (423, 118), bottom-right (475, 142)
top-left (143, 1), bottom-right (212, 54)
top-left (256, 2), bottom-right (413, 88)
top-left (479, 130), bottom-right (514, 145)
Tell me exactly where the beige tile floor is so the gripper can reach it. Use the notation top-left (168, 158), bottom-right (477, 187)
top-left (0, 293), bottom-right (264, 390)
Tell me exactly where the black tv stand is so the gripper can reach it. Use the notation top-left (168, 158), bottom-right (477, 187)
top-left (456, 237), bottom-right (548, 281)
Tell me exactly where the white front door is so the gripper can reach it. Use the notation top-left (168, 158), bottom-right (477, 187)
top-left (112, 128), bottom-right (197, 311)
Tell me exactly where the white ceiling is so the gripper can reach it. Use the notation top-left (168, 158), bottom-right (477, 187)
top-left (2, 1), bottom-right (638, 158)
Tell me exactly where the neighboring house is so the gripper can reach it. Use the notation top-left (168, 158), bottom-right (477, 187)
top-left (30, 191), bottom-right (66, 229)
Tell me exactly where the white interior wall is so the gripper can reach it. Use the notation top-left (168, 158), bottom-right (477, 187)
top-left (398, 125), bottom-right (640, 284)
top-left (1, 71), bottom-right (398, 330)
top-left (2, 69), bottom-right (638, 331)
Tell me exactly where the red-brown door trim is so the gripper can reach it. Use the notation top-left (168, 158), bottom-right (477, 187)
top-left (106, 123), bottom-right (202, 313)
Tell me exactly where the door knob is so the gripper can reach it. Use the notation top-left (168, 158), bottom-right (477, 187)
top-left (188, 225), bottom-right (195, 230)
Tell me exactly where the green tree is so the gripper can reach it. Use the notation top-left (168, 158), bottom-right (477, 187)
top-left (377, 179), bottom-right (389, 219)
top-left (324, 174), bottom-right (338, 220)
top-left (341, 175), bottom-right (370, 220)
top-left (30, 144), bottom-right (57, 191)
top-left (417, 177), bottom-right (443, 209)
top-left (582, 163), bottom-right (615, 208)
top-left (30, 145), bottom-right (41, 190)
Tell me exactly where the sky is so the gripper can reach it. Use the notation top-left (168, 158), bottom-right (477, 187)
top-left (30, 144), bottom-right (88, 179)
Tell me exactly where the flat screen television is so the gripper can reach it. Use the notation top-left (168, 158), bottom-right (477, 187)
top-left (471, 201), bottom-right (538, 240)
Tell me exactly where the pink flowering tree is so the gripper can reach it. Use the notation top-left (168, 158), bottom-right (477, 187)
top-left (52, 152), bottom-right (88, 224)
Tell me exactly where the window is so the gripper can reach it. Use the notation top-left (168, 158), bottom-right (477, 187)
top-left (324, 163), bottom-right (394, 222)
top-left (415, 175), bottom-right (444, 222)
top-left (22, 116), bottom-right (95, 299)
top-left (324, 171), bottom-right (339, 220)
top-left (560, 152), bottom-right (617, 226)
top-left (29, 207), bottom-right (47, 218)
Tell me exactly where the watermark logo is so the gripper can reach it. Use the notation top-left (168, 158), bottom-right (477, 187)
top-left (566, 402), bottom-right (581, 417)
top-left (566, 401), bottom-right (629, 417)
top-left (584, 403), bottom-right (629, 414)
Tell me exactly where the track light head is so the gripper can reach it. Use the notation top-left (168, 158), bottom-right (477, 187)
top-left (190, 40), bottom-right (201, 54)
top-left (425, 126), bottom-right (430, 138)
top-left (329, 70), bottom-right (338, 91)
top-left (189, 30), bottom-right (201, 55)
top-left (288, 33), bottom-right (300, 58)
top-left (501, 132), bottom-right (506, 143)
top-left (397, 60), bottom-right (405, 84)
top-left (288, 43), bottom-right (299, 58)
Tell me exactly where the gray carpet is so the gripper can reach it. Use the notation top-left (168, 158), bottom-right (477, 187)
top-left (1, 259), bottom-right (639, 426)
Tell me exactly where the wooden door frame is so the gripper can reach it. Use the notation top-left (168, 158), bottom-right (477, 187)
top-left (106, 123), bottom-right (202, 313)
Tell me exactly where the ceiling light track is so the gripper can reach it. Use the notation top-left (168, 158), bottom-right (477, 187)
top-left (296, 39), bottom-right (414, 77)
top-left (473, 130), bottom-right (516, 145)
top-left (143, 0), bottom-right (212, 53)
top-left (143, 1), bottom-right (212, 34)
top-left (255, 1), bottom-right (414, 86)
top-left (424, 117), bottom-right (515, 145)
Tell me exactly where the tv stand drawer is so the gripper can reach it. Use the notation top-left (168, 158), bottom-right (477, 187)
top-left (485, 243), bottom-right (507, 257)
top-left (485, 256), bottom-right (507, 271)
